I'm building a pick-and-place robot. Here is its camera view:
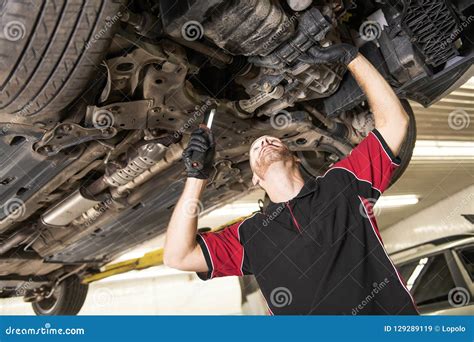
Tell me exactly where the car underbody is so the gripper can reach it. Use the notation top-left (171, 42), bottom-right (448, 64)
top-left (0, 0), bottom-right (472, 314)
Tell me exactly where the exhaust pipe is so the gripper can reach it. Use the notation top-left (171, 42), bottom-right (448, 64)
top-left (41, 142), bottom-right (169, 227)
top-left (0, 231), bottom-right (30, 255)
top-left (41, 189), bottom-right (100, 227)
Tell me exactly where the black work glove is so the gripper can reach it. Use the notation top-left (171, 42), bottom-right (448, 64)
top-left (182, 127), bottom-right (215, 179)
top-left (298, 43), bottom-right (358, 66)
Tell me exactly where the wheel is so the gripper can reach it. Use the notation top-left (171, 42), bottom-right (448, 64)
top-left (0, 0), bottom-right (123, 116)
top-left (31, 276), bottom-right (88, 315)
top-left (298, 100), bottom-right (416, 188)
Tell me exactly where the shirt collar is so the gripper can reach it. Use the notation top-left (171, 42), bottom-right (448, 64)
top-left (263, 177), bottom-right (318, 216)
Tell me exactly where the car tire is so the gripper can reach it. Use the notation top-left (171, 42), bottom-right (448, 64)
top-left (31, 276), bottom-right (88, 315)
top-left (0, 0), bottom-right (123, 116)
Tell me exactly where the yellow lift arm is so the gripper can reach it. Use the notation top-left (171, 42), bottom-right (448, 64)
top-left (82, 213), bottom-right (258, 284)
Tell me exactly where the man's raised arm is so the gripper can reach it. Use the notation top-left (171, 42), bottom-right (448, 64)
top-left (347, 54), bottom-right (409, 155)
top-left (300, 45), bottom-right (409, 155)
top-left (163, 128), bottom-right (215, 272)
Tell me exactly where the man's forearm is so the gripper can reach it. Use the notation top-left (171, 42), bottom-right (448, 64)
top-left (163, 178), bottom-right (207, 269)
top-left (347, 54), bottom-right (409, 155)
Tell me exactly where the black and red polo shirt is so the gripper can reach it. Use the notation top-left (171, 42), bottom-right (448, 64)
top-left (196, 129), bottom-right (418, 315)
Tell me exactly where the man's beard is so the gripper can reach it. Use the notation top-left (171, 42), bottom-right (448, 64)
top-left (253, 145), bottom-right (294, 179)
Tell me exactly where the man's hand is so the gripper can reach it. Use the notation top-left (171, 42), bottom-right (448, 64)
top-left (182, 127), bottom-right (215, 179)
top-left (299, 43), bottom-right (359, 66)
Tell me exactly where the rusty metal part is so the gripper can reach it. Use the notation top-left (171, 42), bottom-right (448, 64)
top-left (104, 143), bottom-right (168, 187)
top-left (237, 86), bottom-right (285, 113)
top-left (33, 123), bottom-right (117, 156)
top-left (102, 47), bottom-right (167, 99)
top-left (170, 37), bottom-right (233, 64)
top-left (303, 104), bottom-right (336, 130)
top-left (285, 127), bottom-right (352, 155)
top-left (0, 231), bottom-right (30, 255)
top-left (86, 101), bottom-right (151, 130)
top-left (203, 0), bottom-right (295, 56)
top-left (0, 122), bottom-right (46, 140)
top-left (211, 160), bottom-right (242, 189)
top-left (114, 140), bottom-right (185, 198)
top-left (287, 0), bottom-right (312, 11)
top-left (72, 200), bottom-right (112, 227)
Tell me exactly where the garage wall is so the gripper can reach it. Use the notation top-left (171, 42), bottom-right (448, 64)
top-left (382, 185), bottom-right (474, 254)
top-left (0, 268), bottom-right (252, 315)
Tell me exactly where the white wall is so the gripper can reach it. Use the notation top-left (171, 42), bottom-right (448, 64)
top-left (382, 185), bottom-right (474, 254)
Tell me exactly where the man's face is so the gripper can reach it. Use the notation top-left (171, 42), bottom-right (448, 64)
top-left (249, 135), bottom-right (294, 182)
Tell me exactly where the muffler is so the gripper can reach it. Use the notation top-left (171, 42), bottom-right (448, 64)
top-left (41, 189), bottom-right (100, 227)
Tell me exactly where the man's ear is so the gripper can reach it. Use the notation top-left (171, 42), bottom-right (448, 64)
top-left (252, 173), bottom-right (261, 186)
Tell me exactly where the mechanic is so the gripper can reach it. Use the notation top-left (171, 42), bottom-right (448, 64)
top-left (164, 44), bottom-right (419, 315)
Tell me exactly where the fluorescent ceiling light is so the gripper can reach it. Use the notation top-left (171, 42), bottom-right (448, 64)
top-left (412, 140), bottom-right (474, 159)
top-left (461, 76), bottom-right (474, 90)
top-left (375, 194), bottom-right (419, 209)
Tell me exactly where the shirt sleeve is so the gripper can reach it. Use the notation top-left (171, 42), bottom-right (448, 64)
top-left (196, 219), bottom-right (252, 280)
top-left (329, 128), bottom-right (401, 200)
